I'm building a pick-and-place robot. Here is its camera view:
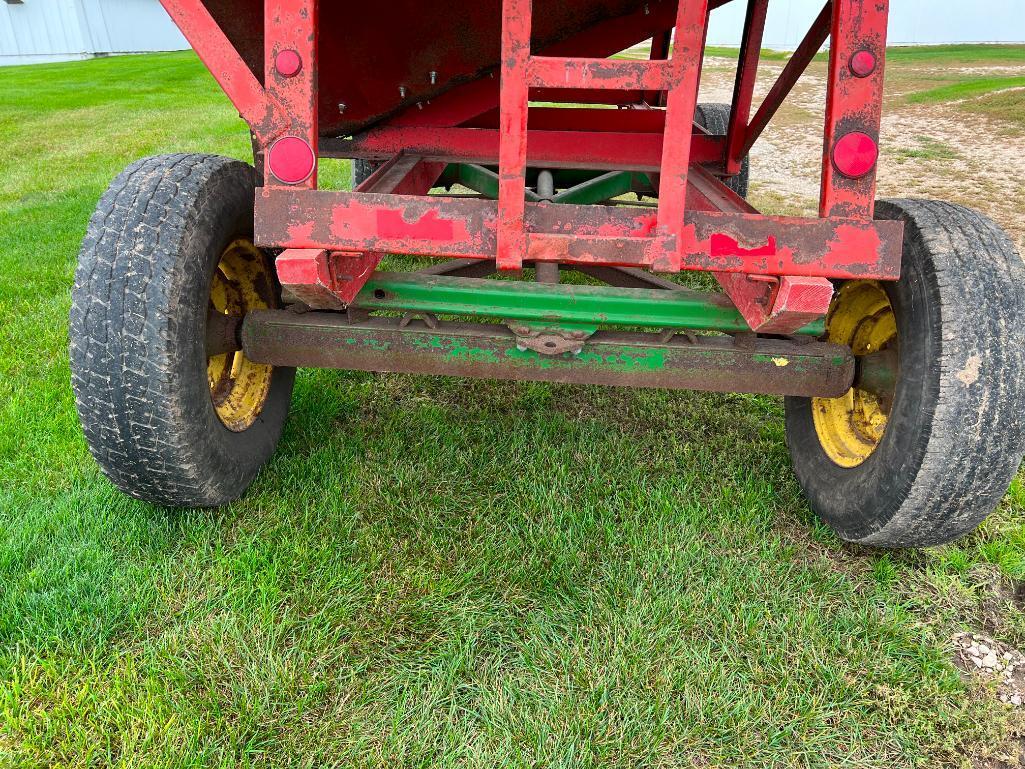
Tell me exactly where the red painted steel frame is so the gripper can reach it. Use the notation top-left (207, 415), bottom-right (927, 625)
top-left (263, 0), bottom-right (317, 188)
top-left (256, 187), bottom-right (901, 276)
top-left (160, 0), bottom-right (283, 136)
top-left (652, 0), bottom-right (709, 274)
top-left (162, 0), bottom-right (900, 333)
top-left (820, 0), bottom-right (889, 218)
top-left (323, 126), bottom-right (724, 173)
top-left (726, 0), bottom-right (768, 176)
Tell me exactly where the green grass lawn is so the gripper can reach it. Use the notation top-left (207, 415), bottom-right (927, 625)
top-left (903, 76), bottom-right (1025, 129)
top-left (2, 49), bottom-right (1025, 768)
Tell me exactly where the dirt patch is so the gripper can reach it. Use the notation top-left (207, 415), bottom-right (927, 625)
top-left (696, 61), bottom-right (1025, 250)
top-left (878, 109), bottom-right (1025, 244)
top-left (950, 633), bottom-right (1025, 769)
top-left (954, 633), bottom-right (1025, 707)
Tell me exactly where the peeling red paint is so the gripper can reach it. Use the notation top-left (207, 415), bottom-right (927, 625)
top-left (256, 186), bottom-right (903, 280)
top-left (710, 234), bottom-right (778, 259)
top-left (526, 57), bottom-right (672, 91)
top-left (821, 223), bottom-right (886, 268)
top-left (378, 210), bottom-right (460, 241)
top-left (820, 0), bottom-right (889, 217)
top-left (286, 219), bottom-right (316, 244)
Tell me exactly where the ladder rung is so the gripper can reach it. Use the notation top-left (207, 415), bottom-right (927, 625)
top-left (526, 57), bottom-right (672, 91)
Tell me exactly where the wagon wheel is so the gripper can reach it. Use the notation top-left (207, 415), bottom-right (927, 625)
top-left (694, 103), bottom-right (750, 199)
top-left (352, 159), bottom-right (380, 189)
top-left (785, 199), bottom-right (1025, 547)
top-left (70, 154), bottom-right (295, 507)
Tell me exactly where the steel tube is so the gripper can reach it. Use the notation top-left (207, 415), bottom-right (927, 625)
top-left (353, 272), bottom-right (828, 334)
top-left (242, 312), bottom-right (854, 398)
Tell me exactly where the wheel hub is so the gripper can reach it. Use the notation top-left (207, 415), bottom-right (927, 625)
top-left (207, 239), bottom-right (276, 432)
top-left (812, 280), bottom-right (898, 468)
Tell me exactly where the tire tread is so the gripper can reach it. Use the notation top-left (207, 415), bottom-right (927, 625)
top-left (71, 154), bottom-right (292, 507)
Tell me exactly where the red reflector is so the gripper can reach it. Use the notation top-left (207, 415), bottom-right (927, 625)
top-left (275, 49), bottom-right (303, 78)
top-left (833, 132), bottom-right (878, 179)
top-left (269, 137), bottom-right (315, 185)
top-left (849, 50), bottom-right (877, 78)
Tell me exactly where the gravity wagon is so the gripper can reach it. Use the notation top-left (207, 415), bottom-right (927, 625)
top-left (70, 0), bottom-right (1025, 547)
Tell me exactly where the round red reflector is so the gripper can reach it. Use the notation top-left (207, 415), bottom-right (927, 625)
top-left (269, 137), bottom-right (315, 184)
top-left (275, 49), bottom-right (302, 78)
top-left (849, 49), bottom-right (877, 78)
top-left (833, 132), bottom-right (878, 179)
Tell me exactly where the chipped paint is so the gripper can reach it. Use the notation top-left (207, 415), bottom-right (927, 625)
top-left (240, 312), bottom-right (856, 398)
top-left (256, 189), bottom-right (904, 279)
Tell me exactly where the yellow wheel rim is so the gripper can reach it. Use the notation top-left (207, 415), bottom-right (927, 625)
top-left (812, 281), bottom-right (898, 468)
top-left (207, 239), bottom-right (275, 432)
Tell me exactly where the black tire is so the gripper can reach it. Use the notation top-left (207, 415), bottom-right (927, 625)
top-left (785, 199), bottom-right (1025, 548)
top-left (694, 103), bottom-right (750, 199)
top-left (351, 159), bottom-right (379, 189)
top-left (70, 153), bottom-right (295, 507)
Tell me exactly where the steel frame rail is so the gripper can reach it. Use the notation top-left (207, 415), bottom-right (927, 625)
top-left (240, 312), bottom-right (855, 398)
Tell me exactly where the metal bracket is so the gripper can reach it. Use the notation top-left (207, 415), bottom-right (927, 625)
top-left (658, 328), bottom-right (700, 345)
top-left (507, 323), bottom-right (595, 356)
top-left (731, 331), bottom-right (758, 351)
top-left (399, 312), bottom-right (440, 329)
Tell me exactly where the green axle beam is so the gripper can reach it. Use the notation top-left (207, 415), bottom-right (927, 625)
top-left (353, 272), bottom-right (825, 336)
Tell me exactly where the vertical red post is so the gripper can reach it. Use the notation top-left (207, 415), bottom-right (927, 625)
top-left (725, 0), bottom-right (769, 175)
top-left (496, 0), bottom-right (533, 271)
top-left (264, 0), bottom-right (319, 189)
top-left (820, 0), bottom-right (888, 219)
top-left (655, 0), bottom-right (710, 272)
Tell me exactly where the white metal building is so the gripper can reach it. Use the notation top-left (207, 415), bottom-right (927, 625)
top-left (0, 0), bottom-right (187, 66)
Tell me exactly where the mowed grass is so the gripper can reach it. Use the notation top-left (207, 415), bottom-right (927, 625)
top-left (907, 77), bottom-right (1025, 104)
top-left (886, 44), bottom-right (1025, 65)
top-left (903, 76), bottom-right (1025, 129)
top-left (2, 49), bottom-right (1025, 768)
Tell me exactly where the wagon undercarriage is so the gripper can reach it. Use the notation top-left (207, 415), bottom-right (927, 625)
top-left (69, 0), bottom-right (1025, 548)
